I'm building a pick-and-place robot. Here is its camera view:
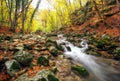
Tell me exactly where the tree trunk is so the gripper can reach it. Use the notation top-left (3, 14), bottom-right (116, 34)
top-left (93, 0), bottom-right (102, 19)
top-left (0, 0), bottom-right (3, 25)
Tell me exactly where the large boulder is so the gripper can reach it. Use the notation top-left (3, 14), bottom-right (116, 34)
top-left (15, 70), bottom-right (59, 81)
top-left (37, 56), bottom-right (49, 66)
top-left (72, 64), bottom-right (89, 77)
top-left (12, 50), bottom-right (34, 66)
top-left (5, 60), bottom-right (21, 76)
top-left (29, 70), bottom-right (59, 81)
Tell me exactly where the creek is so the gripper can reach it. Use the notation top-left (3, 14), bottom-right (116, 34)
top-left (57, 34), bottom-right (120, 81)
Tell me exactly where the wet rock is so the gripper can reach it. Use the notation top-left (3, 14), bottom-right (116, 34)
top-left (37, 56), bottom-right (49, 66)
top-left (56, 44), bottom-right (64, 51)
top-left (49, 46), bottom-right (59, 56)
top-left (12, 50), bottom-right (34, 66)
top-left (66, 46), bottom-right (71, 51)
top-left (5, 60), bottom-right (21, 76)
top-left (72, 64), bottom-right (89, 77)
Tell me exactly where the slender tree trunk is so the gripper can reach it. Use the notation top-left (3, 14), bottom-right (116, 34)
top-left (79, 0), bottom-right (82, 8)
top-left (12, 0), bottom-right (20, 32)
top-left (27, 0), bottom-right (41, 32)
top-left (21, 0), bottom-right (25, 34)
top-left (7, 0), bottom-right (14, 32)
top-left (93, 0), bottom-right (102, 19)
top-left (0, 0), bottom-right (3, 25)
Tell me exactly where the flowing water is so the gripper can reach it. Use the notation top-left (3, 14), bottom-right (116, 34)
top-left (57, 34), bottom-right (120, 81)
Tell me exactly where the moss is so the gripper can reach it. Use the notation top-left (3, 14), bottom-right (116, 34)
top-left (114, 48), bottom-right (120, 59)
top-left (72, 64), bottom-right (89, 77)
top-left (37, 78), bottom-right (47, 81)
top-left (29, 63), bottom-right (35, 69)
top-left (11, 61), bottom-right (20, 70)
top-left (24, 44), bottom-right (33, 50)
top-left (13, 51), bottom-right (33, 66)
top-left (45, 38), bottom-right (57, 47)
top-left (56, 44), bottom-right (64, 51)
top-left (50, 67), bottom-right (58, 74)
top-left (95, 35), bottom-right (116, 51)
top-left (37, 56), bottom-right (49, 66)
top-left (47, 74), bottom-right (59, 81)
top-left (49, 46), bottom-right (58, 57)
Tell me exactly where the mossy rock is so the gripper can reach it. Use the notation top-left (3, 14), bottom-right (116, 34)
top-left (49, 46), bottom-right (59, 57)
top-left (95, 35), bottom-right (116, 51)
top-left (24, 44), bottom-right (33, 50)
top-left (37, 56), bottom-right (49, 66)
top-left (72, 64), bottom-right (89, 77)
top-left (114, 48), bottom-right (120, 60)
top-left (56, 44), bottom-right (64, 51)
top-left (29, 70), bottom-right (59, 81)
top-left (47, 74), bottom-right (59, 81)
top-left (5, 60), bottom-right (21, 76)
top-left (45, 38), bottom-right (57, 47)
top-left (86, 50), bottom-right (101, 57)
top-left (29, 63), bottom-right (35, 69)
top-left (12, 50), bottom-right (34, 66)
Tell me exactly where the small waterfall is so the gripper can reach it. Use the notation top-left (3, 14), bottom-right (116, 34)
top-left (57, 34), bottom-right (120, 81)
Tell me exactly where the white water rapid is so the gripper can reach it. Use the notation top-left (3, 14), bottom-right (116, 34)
top-left (57, 34), bottom-right (120, 81)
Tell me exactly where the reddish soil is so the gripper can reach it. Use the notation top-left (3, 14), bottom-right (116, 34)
top-left (66, 5), bottom-right (120, 37)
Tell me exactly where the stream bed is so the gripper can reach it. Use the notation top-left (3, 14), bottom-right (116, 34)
top-left (57, 34), bottom-right (120, 81)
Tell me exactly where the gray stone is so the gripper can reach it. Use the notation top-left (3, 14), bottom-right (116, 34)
top-left (5, 60), bottom-right (21, 76)
top-left (29, 70), bottom-right (58, 81)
